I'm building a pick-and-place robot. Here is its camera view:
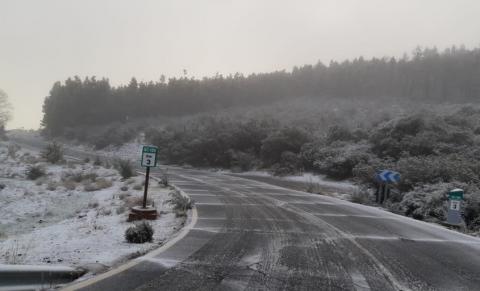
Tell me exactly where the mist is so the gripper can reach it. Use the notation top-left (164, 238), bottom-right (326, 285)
top-left (1, 0), bottom-right (480, 129)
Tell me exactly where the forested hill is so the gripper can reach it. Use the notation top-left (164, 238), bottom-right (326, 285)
top-left (42, 46), bottom-right (480, 136)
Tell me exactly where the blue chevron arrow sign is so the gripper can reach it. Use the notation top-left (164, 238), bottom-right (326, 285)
top-left (376, 170), bottom-right (401, 183)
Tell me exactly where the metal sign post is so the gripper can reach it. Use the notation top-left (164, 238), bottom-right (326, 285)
top-left (127, 145), bottom-right (159, 221)
top-left (141, 145), bottom-right (158, 209)
top-left (447, 188), bottom-right (464, 225)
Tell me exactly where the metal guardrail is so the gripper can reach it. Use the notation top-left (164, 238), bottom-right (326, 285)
top-left (0, 264), bottom-right (85, 291)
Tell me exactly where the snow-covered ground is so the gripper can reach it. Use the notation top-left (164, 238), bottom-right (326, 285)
top-left (0, 141), bottom-right (184, 270)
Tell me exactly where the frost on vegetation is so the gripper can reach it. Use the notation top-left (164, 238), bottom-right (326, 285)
top-left (115, 159), bottom-right (134, 179)
top-left (165, 189), bottom-right (193, 217)
top-left (350, 187), bottom-right (373, 205)
top-left (25, 165), bottom-right (46, 180)
top-left (159, 169), bottom-right (170, 187)
top-left (7, 144), bottom-right (20, 159)
top-left (42, 142), bottom-right (64, 164)
top-left (125, 221), bottom-right (154, 244)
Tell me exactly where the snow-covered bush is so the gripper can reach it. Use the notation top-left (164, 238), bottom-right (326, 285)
top-left (125, 221), bottom-right (154, 243)
top-left (399, 183), bottom-right (464, 221)
top-left (260, 127), bottom-right (311, 167)
top-left (165, 189), bottom-right (193, 217)
top-left (42, 142), bottom-right (64, 164)
top-left (309, 142), bottom-right (372, 180)
top-left (7, 144), bottom-right (20, 159)
top-left (25, 165), bottom-right (46, 180)
top-left (270, 151), bottom-right (303, 176)
top-left (115, 159), bottom-right (134, 179)
top-left (83, 178), bottom-right (112, 192)
top-left (350, 188), bottom-right (373, 204)
top-left (93, 156), bottom-right (102, 166)
top-left (159, 169), bottom-right (170, 187)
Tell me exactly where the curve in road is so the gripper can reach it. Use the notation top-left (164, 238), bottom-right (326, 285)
top-left (64, 167), bottom-right (480, 291)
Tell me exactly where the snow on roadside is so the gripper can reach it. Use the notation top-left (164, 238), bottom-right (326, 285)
top-left (228, 170), bottom-right (358, 200)
top-left (0, 141), bottom-right (184, 269)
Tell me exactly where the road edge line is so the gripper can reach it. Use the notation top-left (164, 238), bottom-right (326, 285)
top-left (62, 180), bottom-right (198, 290)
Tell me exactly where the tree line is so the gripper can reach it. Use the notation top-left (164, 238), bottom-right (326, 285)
top-left (146, 104), bottom-right (480, 231)
top-left (42, 45), bottom-right (480, 136)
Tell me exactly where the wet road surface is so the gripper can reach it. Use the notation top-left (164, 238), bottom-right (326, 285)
top-left (68, 167), bottom-right (480, 291)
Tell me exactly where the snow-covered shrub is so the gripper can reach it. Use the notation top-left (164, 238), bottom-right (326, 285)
top-left (165, 189), bottom-right (193, 217)
top-left (115, 159), bottom-right (134, 179)
top-left (25, 165), bottom-right (46, 180)
top-left (95, 178), bottom-right (113, 189)
top-left (270, 151), bottom-right (303, 176)
top-left (260, 127), bottom-right (311, 167)
top-left (93, 156), bottom-right (102, 166)
top-left (116, 205), bottom-right (126, 214)
top-left (325, 125), bottom-right (355, 144)
top-left (399, 183), bottom-right (455, 221)
top-left (125, 221), bottom-right (154, 243)
top-left (62, 179), bottom-right (77, 190)
top-left (42, 142), bottom-right (64, 164)
top-left (350, 188), bottom-right (373, 204)
top-left (93, 126), bottom-right (136, 149)
top-left (465, 194), bottom-right (480, 231)
top-left (7, 144), bottom-right (20, 159)
top-left (84, 178), bottom-right (112, 192)
top-left (46, 181), bottom-right (58, 191)
top-left (159, 169), bottom-right (170, 187)
top-left (68, 172), bottom-right (97, 183)
top-left (310, 142), bottom-right (372, 180)
top-left (88, 200), bottom-right (99, 208)
top-left (133, 184), bottom-right (143, 191)
top-left (229, 150), bottom-right (257, 172)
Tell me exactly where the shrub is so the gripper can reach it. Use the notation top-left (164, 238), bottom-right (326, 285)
top-left (125, 221), bottom-right (154, 243)
top-left (325, 125), bottom-right (355, 144)
top-left (93, 156), bottom-right (102, 166)
top-left (42, 142), bottom-right (64, 164)
top-left (159, 169), bottom-right (170, 187)
top-left (115, 159), bottom-right (134, 179)
top-left (46, 181), bottom-right (58, 191)
top-left (63, 171), bottom-right (97, 183)
top-left (261, 127), bottom-right (311, 166)
top-left (7, 144), bottom-right (20, 159)
top-left (399, 183), bottom-right (453, 221)
top-left (229, 150), bottom-right (257, 172)
top-left (165, 189), bottom-right (193, 216)
top-left (25, 165), bottom-right (46, 180)
top-left (84, 178), bottom-right (112, 191)
top-left (311, 142), bottom-right (372, 180)
top-left (63, 180), bottom-right (77, 190)
top-left (350, 188), bottom-right (372, 204)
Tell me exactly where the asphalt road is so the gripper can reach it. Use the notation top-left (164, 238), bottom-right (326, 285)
top-left (64, 167), bottom-right (480, 291)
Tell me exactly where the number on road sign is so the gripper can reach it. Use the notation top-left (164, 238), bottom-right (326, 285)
top-left (450, 200), bottom-right (460, 211)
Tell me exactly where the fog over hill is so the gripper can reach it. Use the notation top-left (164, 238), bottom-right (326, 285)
top-left (42, 46), bottom-right (480, 136)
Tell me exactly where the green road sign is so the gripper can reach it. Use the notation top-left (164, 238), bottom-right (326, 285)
top-left (449, 189), bottom-right (464, 201)
top-left (141, 145), bottom-right (158, 167)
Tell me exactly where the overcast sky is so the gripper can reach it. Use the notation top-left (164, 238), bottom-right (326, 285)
top-left (1, 0), bottom-right (479, 129)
